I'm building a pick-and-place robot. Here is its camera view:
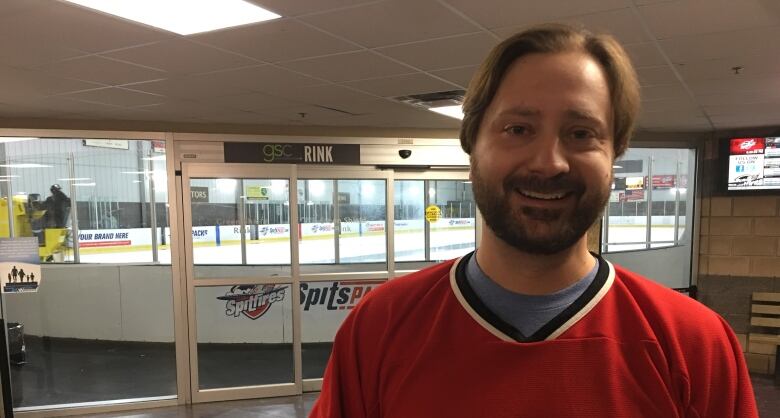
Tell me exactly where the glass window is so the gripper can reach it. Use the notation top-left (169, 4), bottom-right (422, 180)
top-left (1, 137), bottom-right (177, 410)
top-left (0, 137), bottom-right (169, 264)
top-left (429, 180), bottom-right (476, 261)
top-left (196, 284), bottom-right (294, 389)
top-left (337, 179), bottom-right (386, 264)
top-left (300, 279), bottom-right (385, 379)
top-left (394, 180), bottom-right (425, 261)
top-left (298, 179), bottom-right (335, 264)
top-left (394, 178), bottom-right (475, 267)
top-left (604, 148), bottom-right (695, 253)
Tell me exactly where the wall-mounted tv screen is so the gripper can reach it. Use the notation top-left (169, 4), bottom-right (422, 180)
top-left (727, 137), bottom-right (780, 190)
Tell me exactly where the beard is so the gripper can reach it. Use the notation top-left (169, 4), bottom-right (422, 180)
top-left (471, 159), bottom-right (609, 255)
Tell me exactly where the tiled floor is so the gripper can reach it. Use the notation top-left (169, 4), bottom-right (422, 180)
top-left (81, 374), bottom-right (779, 418)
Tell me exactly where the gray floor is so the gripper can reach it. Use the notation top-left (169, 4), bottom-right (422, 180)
top-left (81, 375), bottom-right (779, 418)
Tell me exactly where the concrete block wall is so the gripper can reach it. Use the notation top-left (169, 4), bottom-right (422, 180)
top-left (697, 195), bottom-right (780, 374)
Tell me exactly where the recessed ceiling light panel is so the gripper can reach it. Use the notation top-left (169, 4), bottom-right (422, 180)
top-left (64, 0), bottom-right (281, 35)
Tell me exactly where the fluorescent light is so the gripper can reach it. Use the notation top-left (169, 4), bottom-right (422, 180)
top-left (74, 182), bottom-right (96, 187)
top-left (142, 155), bottom-right (167, 161)
top-left (64, 0), bottom-right (281, 36)
top-left (122, 171), bottom-right (152, 175)
top-left (0, 163), bottom-right (52, 168)
top-left (57, 178), bottom-right (92, 181)
top-left (429, 105), bottom-right (463, 120)
top-left (613, 165), bottom-right (622, 169)
top-left (0, 137), bottom-right (35, 143)
top-left (0, 175), bottom-right (19, 178)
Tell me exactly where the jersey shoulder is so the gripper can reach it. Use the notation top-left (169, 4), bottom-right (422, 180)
top-left (611, 263), bottom-right (730, 339)
top-left (359, 259), bottom-right (456, 311)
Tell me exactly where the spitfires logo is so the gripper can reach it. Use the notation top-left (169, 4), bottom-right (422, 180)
top-left (217, 284), bottom-right (287, 320)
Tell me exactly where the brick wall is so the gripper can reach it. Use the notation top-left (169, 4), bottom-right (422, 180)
top-left (698, 195), bottom-right (780, 374)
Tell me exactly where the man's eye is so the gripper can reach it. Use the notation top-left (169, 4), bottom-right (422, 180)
top-left (572, 129), bottom-right (596, 140)
top-left (504, 125), bottom-right (528, 136)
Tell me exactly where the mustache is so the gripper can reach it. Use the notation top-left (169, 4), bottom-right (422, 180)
top-left (503, 174), bottom-right (585, 195)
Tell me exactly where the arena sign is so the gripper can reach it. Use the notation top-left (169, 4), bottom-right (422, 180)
top-left (224, 142), bottom-right (361, 165)
top-left (217, 284), bottom-right (288, 320)
top-left (300, 280), bottom-right (383, 311)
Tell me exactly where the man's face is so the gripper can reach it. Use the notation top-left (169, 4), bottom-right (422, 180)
top-left (470, 51), bottom-right (614, 255)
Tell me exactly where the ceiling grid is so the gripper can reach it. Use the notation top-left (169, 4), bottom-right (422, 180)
top-left (0, 0), bottom-right (777, 131)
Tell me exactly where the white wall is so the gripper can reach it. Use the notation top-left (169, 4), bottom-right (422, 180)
top-left (5, 264), bottom-right (175, 342)
top-left (604, 244), bottom-right (692, 289)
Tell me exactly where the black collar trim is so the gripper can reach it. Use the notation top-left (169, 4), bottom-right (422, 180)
top-left (451, 251), bottom-right (613, 342)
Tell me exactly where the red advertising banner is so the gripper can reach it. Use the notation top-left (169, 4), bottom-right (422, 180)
top-left (651, 175), bottom-right (675, 188)
top-left (730, 138), bottom-right (765, 155)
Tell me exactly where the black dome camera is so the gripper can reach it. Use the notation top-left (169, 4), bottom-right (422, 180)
top-left (398, 149), bottom-right (412, 159)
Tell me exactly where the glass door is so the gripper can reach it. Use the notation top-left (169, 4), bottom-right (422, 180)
top-left (180, 163), bottom-right (394, 399)
top-left (181, 163), bottom-right (300, 403)
top-left (296, 167), bottom-right (391, 391)
top-left (393, 170), bottom-right (479, 274)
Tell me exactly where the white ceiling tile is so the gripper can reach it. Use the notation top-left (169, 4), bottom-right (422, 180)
top-left (636, 65), bottom-right (680, 86)
top-left (0, 11), bottom-right (85, 68)
top-left (657, 26), bottom-right (780, 64)
top-left (640, 83), bottom-right (689, 102)
top-left (133, 100), bottom-right (230, 120)
top-left (430, 66), bottom-right (478, 88)
top-left (42, 56), bottom-right (167, 86)
top-left (677, 52), bottom-right (780, 81)
top-left (638, 0), bottom-right (780, 39)
top-left (208, 92), bottom-right (303, 113)
top-left (191, 65), bottom-right (326, 96)
top-left (0, 67), bottom-right (105, 100)
top-left (28, 0), bottom-right (172, 54)
top-left (641, 96), bottom-right (701, 113)
top-left (302, 0), bottom-right (481, 48)
top-left (268, 84), bottom-right (381, 107)
top-left (376, 32), bottom-right (497, 71)
top-left (124, 77), bottom-right (249, 100)
top-left (192, 19), bottom-right (359, 63)
top-left (102, 39), bottom-right (258, 76)
top-left (245, 0), bottom-right (378, 17)
top-left (687, 75), bottom-right (780, 96)
top-left (493, 8), bottom-right (651, 46)
top-left (279, 51), bottom-right (415, 82)
top-left (255, 105), bottom-right (355, 124)
top-left (60, 87), bottom-right (166, 107)
top-left (638, 108), bottom-right (712, 130)
top-left (443, 0), bottom-right (627, 30)
top-left (0, 0), bottom-right (47, 17)
top-left (35, 96), bottom-right (123, 114)
top-left (711, 111), bottom-right (780, 129)
top-left (624, 43), bottom-right (667, 68)
top-left (344, 73), bottom-right (459, 97)
top-left (339, 103), bottom-right (461, 128)
top-left (695, 89), bottom-right (780, 106)
top-left (703, 102), bottom-right (780, 117)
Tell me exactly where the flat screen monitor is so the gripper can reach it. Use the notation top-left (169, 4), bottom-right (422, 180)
top-left (727, 137), bottom-right (780, 191)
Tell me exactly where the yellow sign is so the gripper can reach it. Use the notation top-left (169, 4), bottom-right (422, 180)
top-left (425, 205), bottom-right (441, 223)
top-left (245, 186), bottom-right (270, 200)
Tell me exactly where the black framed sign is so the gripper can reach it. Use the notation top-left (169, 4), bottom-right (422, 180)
top-left (224, 142), bottom-right (361, 165)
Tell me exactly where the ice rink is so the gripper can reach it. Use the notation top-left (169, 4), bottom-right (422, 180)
top-left (74, 225), bottom-right (685, 265)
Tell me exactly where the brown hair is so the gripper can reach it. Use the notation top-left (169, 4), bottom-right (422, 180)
top-left (460, 24), bottom-right (640, 158)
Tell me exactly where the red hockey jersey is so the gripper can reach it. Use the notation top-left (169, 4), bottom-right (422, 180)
top-left (310, 254), bottom-right (758, 418)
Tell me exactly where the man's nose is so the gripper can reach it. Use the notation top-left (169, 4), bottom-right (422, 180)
top-left (525, 135), bottom-right (570, 178)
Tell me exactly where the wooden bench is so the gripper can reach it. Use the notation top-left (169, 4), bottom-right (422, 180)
top-left (749, 292), bottom-right (780, 383)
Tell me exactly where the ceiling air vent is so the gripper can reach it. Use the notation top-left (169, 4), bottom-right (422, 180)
top-left (395, 90), bottom-right (465, 120)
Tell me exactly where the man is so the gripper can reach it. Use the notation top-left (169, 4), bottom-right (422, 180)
top-left (44, 184), bottom-right (71, 228)
top-left (311, 24), bottom-right (757, 417)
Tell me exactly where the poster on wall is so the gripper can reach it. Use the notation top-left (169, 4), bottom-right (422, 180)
top-left (0, 238), bottom-right (42, 293)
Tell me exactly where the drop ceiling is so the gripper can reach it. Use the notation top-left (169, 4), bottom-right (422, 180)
top-left (1, 0), bottom-right (779, 133)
